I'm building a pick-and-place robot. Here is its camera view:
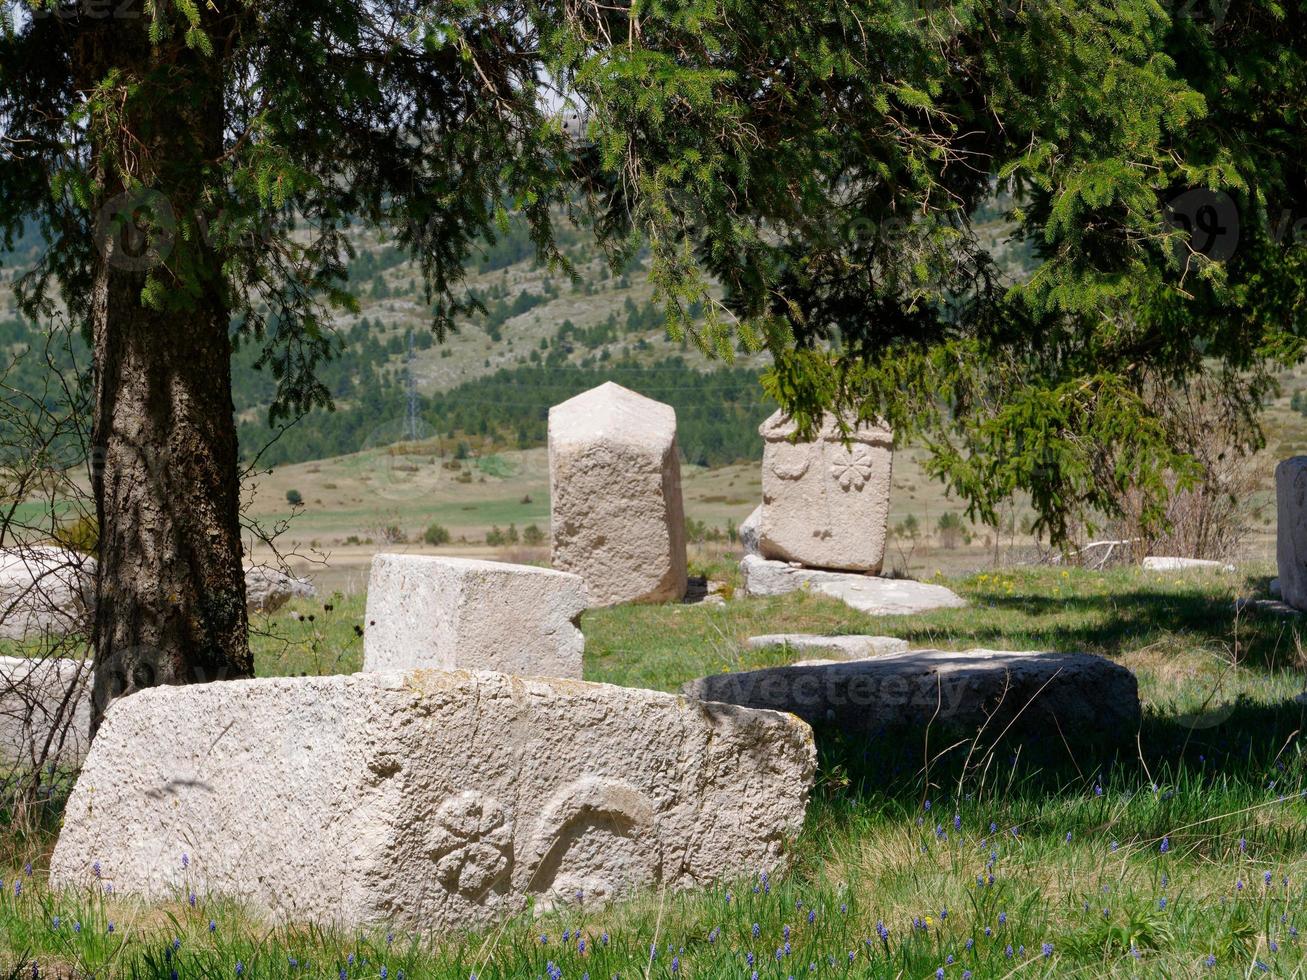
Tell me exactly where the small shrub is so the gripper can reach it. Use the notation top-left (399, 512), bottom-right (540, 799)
top-left (937, 512), bottom-right (967, 550)
top-left (285, 489), bottom-right (304, 506)
top-left (423, 523), bottom-right (451, 546)
top-left (522, 524), bottom-right (545, 546)
top-left (54, 514), bottom-right (99, 554)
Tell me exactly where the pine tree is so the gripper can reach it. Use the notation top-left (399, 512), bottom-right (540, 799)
top-left (2, 0), bottom-right (1304, 727)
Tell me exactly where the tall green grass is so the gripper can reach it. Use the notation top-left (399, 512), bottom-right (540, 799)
top-left (3, 566), bottom-right (1304, 977)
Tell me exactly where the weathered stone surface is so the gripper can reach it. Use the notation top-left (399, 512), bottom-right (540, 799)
top-left (549, 383), bottom-right (687, 606)
top-left (0, 546), bottom-right (95, 640)
top-left (50, 670), bottom-right (815, 929)
top-left (740, 555), bottom-right (966, 616)
top-left (1278, 457), bottom-right (1307, 611)
top-left (758, 411), bottom-right (893, 572)
top-left (739, 505), bottom-right (762, 556)
top-left (684, 649), bottom-right (1140, 736)
top-left (363, 554), bottom-right (587, 679)
top-left (1270, 577), bottom-right (1282, 597)
top-left (1142, 556), bottom-right (1235, 573)
top-left (0, 656), bottom-right (92, 766)
top-left (747, 634), bottom-right (910, 660)
top-left (244, 565), bottom-right (317, 614)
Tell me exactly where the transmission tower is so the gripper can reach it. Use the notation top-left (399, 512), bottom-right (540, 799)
top-left (404, 328), bottom-right (420, 441)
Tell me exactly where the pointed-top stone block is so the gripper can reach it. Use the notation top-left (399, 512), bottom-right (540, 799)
top-left (549, 383), bottom-right (687, 606)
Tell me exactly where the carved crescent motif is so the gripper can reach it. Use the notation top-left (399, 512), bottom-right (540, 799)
top-left (769, 447), bottom-right (811, 481)
top-left (523, 776), bottom-right (660, 908)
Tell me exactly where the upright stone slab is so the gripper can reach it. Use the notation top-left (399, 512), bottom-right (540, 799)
top-left (1277, 457), bottom-right (1307, 611)
top-left (363, 554), bottom-right (587, 679)
top-left (758, 411), bottom-right (893, 572)
top-left (739, 505), bottom-right (763, 556)
top-left (50, 670), bottom-right (815, 929)
top-left (0, 656), bottom-right (93, 767)
top-left (549, 382), bottom-right (687, 606)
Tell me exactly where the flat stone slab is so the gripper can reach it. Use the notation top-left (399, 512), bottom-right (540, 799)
top-left (683, 649), bottom-right (1140, 736)
top-left (364, 554), bottom-right (587, 678)
top-left (0, 656), bottom-right (92, 767)
top-left (741, 555), bottom-right (966, 616)
top-left (1142, 556), bottom-right (1235, 573)
top-left (50, 670), bottom-right (815, 929)
top-left (747, 634), bottom-right (910, 659)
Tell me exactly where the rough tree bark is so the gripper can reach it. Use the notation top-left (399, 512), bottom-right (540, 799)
top-left (78, 5), bottom-right (251, 732)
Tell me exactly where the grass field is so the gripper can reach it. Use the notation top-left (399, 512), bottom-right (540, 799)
top-left (3, 563), bottom-right (1306, 978)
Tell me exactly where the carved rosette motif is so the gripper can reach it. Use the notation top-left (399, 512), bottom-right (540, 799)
top-left (830, 446), bottom-right (875, 491)
top-left (429, 791), bottom-right (514, 901)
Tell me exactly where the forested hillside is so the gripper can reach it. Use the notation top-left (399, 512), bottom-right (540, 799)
top-left (1, 204), bottom-right (1039, 470)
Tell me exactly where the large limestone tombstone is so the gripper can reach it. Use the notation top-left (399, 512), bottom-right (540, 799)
top-left (549, 382), bottom-right (687, 606)
top-left (1277, 456), bottom-right (1307, 610)
top-left (50, 670), bottom-right (815, 930)
top-left (758, 411), bottom-right (893, 572)
top-left (363, 554), bottom-right (587, 679)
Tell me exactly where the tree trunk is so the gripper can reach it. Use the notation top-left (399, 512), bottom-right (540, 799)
top-left (80, 9), bottom-right (251, 732)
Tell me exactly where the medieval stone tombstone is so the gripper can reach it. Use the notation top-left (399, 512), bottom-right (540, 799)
top-left (548, 382), bottom-right (687, 606)
top-left (363, 554), bottom-right (587, 679)
top-left (757, 411), bottom-right (893, 572)
top-left (50, 670), bottom-right (815, 929)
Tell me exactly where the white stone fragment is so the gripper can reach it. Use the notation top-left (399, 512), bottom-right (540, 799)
top-left (0, 546), bottom-right (95, 640)
top-left (363, 554), bottom-right (587, 679)
top-left (0, 655), bottom-right (93, 767)
top-left (758, 411), bottom-right (893, 572)
top-left (1141, 556), bottom-right (1235, 573)
top-left (50, 670), bottom-right (815, 929)
top-left (548, 383), bottom-right (687, 606)
top-left (746, 634), bottom-right (910, 660)
top-left (740, 555), bottom-right (966, 616)
top-left (244, 564), bottom-right (317, 614)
